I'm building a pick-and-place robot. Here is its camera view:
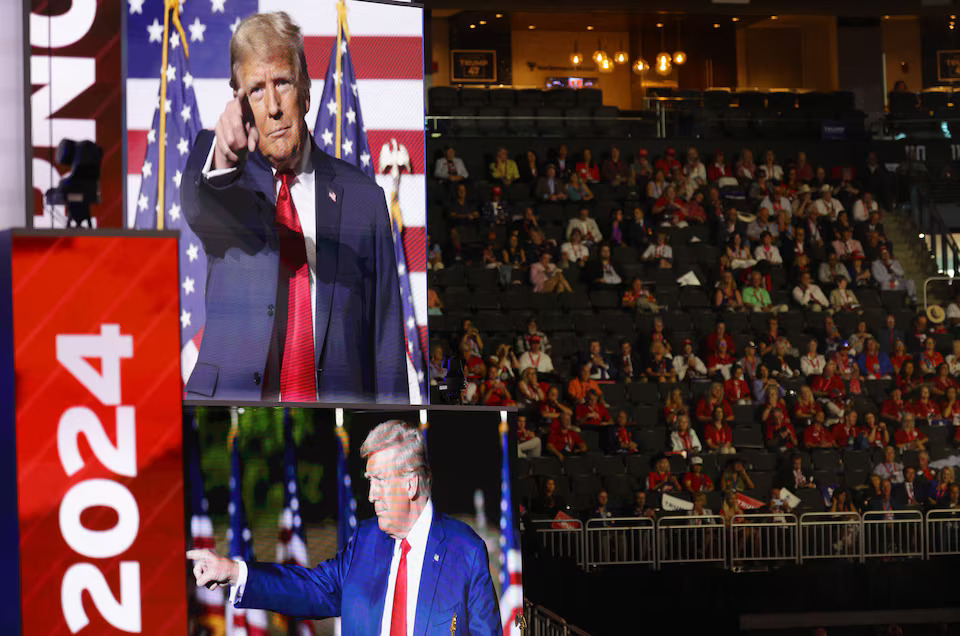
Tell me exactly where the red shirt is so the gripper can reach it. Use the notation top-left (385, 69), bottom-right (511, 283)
top-left (696, 397), bottom-right (733, 421)
top-left (548, 429), bottom-right (584, 453)
top-left (890, 353), bottom-right (912, 374)
top-left (882, 398), bottom-right (906, 420)
top-left (708, 163), bottom-right (730, 182)
top-left (576, 401), bottom-right (611, 425)
top-left (684, 472), bottom-right (714, 492)
top-left (575, 161), bottom-right (599, 182)
top-left (705, 424), bottom-right (733, 448)
top-left (793, 401), bottom-right (822, 420)
top-left (706, 332), bottom-right (736, 355)
top-left (480, 381), bottom-right (513, 406)
top-left (615, 426), bottom-right (635, 450)
top-left (895, 428), bottom-right (928, 446)
top-left (708, 353), bottom-right (735, 370)
top-left (935, 376), bottom-right (957, 393)
top-left (725, 378), bottom-right (751, 402)
top-left (919, 351), bottom-right (945, 375)
top-left (655, 157), bottom-right (681, 174)
top-left (765, 419), bottom-right (797, 446)
top-left (463, 354), bottom-right (486, 382)
top-left (832, 424), bottom-right (862, 448)
top-left (914, 399), bottom-right (941, 419)
top-left (539, 401), bottom-right (564, 421)
top-left (647, 471), bottom-right (675, 491)
top-left (803, 425), bottom-right (834, 448)
top-left (812, 375), bottom-right (845, 404)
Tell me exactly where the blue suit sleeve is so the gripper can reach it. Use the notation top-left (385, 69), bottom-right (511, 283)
top-left (880, 353), bottom-right (894, 376)
top-left (237, 536), bottom-right (356, 618)
top-left (466, 539), bottom-right (502, 636)
top-left (857, 353), bottom-right (867, 375)
top-left (372, 191), bottom-right (410, 402)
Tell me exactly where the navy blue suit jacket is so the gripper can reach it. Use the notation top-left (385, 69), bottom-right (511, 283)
top-left (182, 130), bottom-right (408, 403)
top-left (238, 513), bottom-right (501, 635)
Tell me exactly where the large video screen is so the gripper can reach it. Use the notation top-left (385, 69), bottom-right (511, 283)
top-left (186, 406), bottom-right (521, 635)
top-left (125, 0), bottom-right (428, 406)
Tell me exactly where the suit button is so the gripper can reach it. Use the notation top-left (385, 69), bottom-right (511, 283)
top-left (267, 304), bottom-right (275, 317)
top-left (253, 372), bottom-right (261, 386)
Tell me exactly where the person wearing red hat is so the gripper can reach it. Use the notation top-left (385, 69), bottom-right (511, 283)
top-left (655, 147), bottom-right (681, 174)
top-left (630, 148), bottom-right (652, 184)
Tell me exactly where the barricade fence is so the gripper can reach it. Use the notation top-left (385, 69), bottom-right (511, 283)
top-left (525, 510), bottom-right (960, 570)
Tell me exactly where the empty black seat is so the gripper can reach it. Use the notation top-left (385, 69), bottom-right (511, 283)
top-left (529, 456), bottom-right (563, 478)
top-left (488, 89), bottom-right (516, 108)
top-left (428, 86), bottom-right (459, 114)
top-left (459, 88), bottom-right (489, 108)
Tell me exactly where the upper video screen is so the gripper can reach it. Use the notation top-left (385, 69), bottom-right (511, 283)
top-left (125, 0), bottom-right (427, 405)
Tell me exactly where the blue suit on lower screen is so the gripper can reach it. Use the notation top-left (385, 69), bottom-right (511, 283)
top-left (237, 513), bottom-right (502, 635)
top-left (181, 129), bottom-right (408, 404)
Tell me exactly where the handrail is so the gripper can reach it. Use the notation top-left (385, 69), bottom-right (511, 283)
top-left (524, 509), bottom-right (960, 570)
top-left (904, 173), bottom-right (960, 278)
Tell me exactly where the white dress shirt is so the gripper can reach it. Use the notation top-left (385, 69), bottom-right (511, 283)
top-left (203, 142), bottom-right (318, 399)
top-left (230, 499), bottom-right (435, 636)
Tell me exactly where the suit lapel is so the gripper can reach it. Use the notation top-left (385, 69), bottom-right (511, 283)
top-left (370, 529), bottom-right (395, 635)
top-left (413, 513), bottom-right (447, 636)
top-left (310, 143), bottom-right (343, 372)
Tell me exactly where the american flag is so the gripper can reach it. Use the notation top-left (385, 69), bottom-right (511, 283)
top-left (186, 408), bottom-right (225, 635)
top-left (227, 420), bottom-right (269, 636)
top-left (499, 417), bottom-right (523, 636)
top-left (130, 2), bottom-right (206, 382)
top-left (312, 4), bottom-right (427, 400)
top-left (334, 417), bottom-right (357, 549)
top-left (125, 0), bottom-right (427, 395)
top-left (275, 410), bottom-right (314, 635)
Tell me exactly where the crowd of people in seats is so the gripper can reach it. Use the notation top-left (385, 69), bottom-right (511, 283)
top-left (430, 140), bottom-right (960, 521)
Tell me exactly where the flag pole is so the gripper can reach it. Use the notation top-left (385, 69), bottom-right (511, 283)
top-left (157, 0), bottom-right (190, 230)
top-left (334, 0), bottom-right (346, 159)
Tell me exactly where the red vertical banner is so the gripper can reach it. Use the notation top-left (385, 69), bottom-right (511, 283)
top-left (30, 0), bottom-right (123, 228)
top-left (12, 234), bottom-right (186, 634)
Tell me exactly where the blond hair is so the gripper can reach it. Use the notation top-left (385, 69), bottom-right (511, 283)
top-left (360, 420), bottom-right (432, 497)
top-left (230, 12), bottom-right (311, 106)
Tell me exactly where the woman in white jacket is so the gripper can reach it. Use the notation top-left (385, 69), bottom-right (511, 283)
top-left (670, 414), bottom-right (703, 454)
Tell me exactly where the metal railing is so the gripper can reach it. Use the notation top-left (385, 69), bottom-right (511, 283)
top-left (729, 513), bottom-right (799, 567)
top-left (906, 177), bottom-right (960, 278)
top-left (525, 510), bottom-right (960, 571)
top-left (926, 509), bottom-right (960, 556)
top-left (529, 518), bottom-right (584, 567)
top-left (655, 514), bottom-right (726, 568)
top-left (862, 510), bottom-right (924, 560)
top-left (584, 517), bottom-right (655, 569)
top-left (523, 598), bottom-right (593, 636)
top-left (799, 512), bottom-right (861, 563)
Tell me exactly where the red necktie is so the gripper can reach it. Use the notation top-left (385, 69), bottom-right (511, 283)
top-left (276, 173), bottom-right (316, 401)
top-left (391, 539), bottom-right (411, 636)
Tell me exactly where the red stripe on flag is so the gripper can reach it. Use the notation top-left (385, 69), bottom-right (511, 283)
top-left (402, 225), bottom-right (426, 273)
top-left (128, 130), bottom-right (425, 177)
top-left (304, 36), bottom-right (423, 80)
top-left (129, 130), bottom-right (147, 176)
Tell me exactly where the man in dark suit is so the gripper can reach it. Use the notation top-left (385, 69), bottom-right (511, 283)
top-left (877, 313), bottom-right (904, 354)
top-left (181, 12), bottom-right (407, 403)
top-left (188, 421), bottom-right (501, 634)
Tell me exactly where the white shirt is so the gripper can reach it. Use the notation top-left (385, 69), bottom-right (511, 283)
top-left (813, 197), bottom-right (843, 219)
top-left (379, 499), bottom-right (433, 636)
top-left (230, 500), bottom-right (435, 636)
top-left (518, 350), bottom-right (555, 374)
top-left (203, 142), bottom-right (319, 400)
top-left (203, 140), bottom-right (319, 342)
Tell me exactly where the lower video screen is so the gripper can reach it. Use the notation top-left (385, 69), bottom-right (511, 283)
top-left (185, 406), bottom-right (521, 635)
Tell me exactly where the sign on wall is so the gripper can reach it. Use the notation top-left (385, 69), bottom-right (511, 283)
top-left (10, 232), bottom-right (186, 634)
top-left (451, 49), bottom-right (497, 83)
top-left (30, 0), bottom-right (123, 228)
top-left (938, 49), bottom-right (960, 82)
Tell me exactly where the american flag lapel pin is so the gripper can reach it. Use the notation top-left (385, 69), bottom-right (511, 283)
top-left (328, 190), bottom-right (337, 203)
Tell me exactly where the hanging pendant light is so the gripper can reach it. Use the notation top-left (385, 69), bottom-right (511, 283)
top-left (632, 58), bottom-right (649, 74)
top-left (599, 55), bottom-right (615, 73)
top-left (655, 23), bottom-right (672, 76)
top-left (592, 39), bottom-right (607, 65)
top-left (673, 19), bottom-right (687, 65)
top-left (570, 41), bottom-right (583, 66)
top-left (613, 39), bottom-right (629, 65)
